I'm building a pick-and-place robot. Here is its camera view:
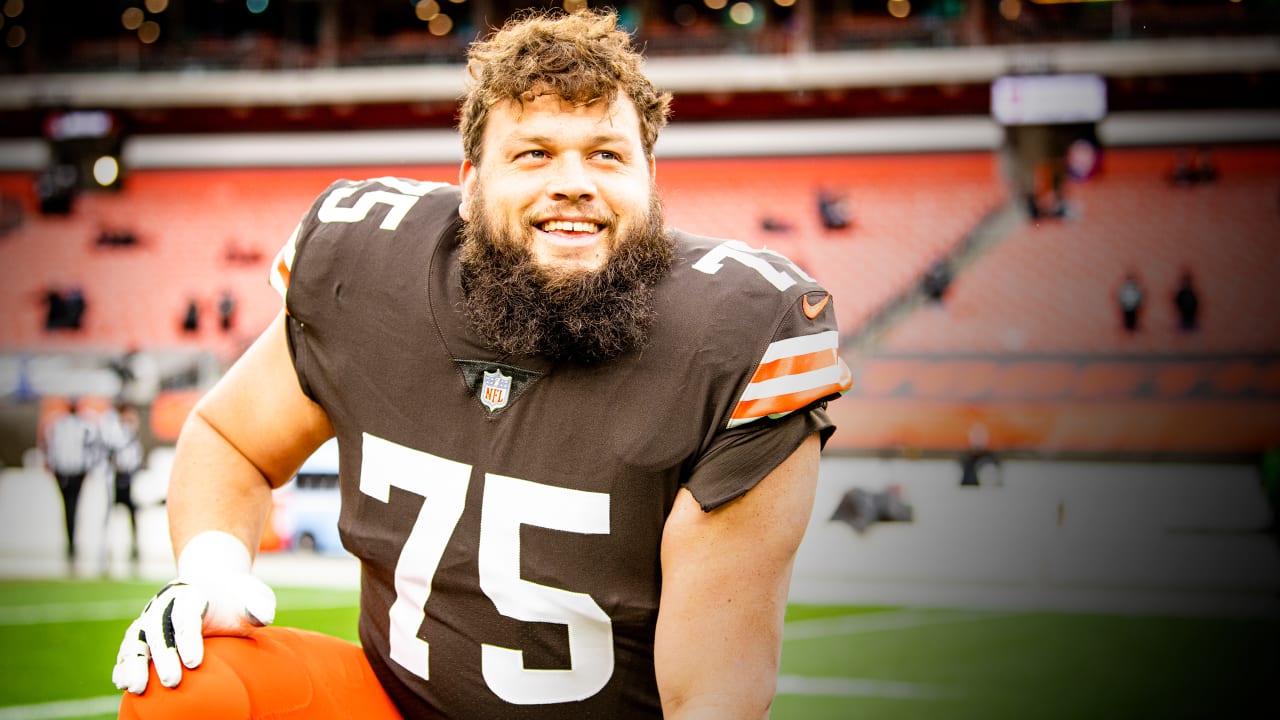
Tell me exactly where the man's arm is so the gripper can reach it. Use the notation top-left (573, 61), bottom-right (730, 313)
top-left (654, 432), bottom-right (821, 719)
top-left (113, 311), bottom-right (334, 694)
top-left (167, 310), bottom-right (334, 558)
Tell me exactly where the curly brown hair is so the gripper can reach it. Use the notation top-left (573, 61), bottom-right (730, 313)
top-left (459, 8), bottom-right (672, 164)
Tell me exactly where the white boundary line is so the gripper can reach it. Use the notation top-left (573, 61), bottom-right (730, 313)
top-left (0, 695), bottom-right (120, 720)
top-left (784, 607), bottom-right (1011, 641)
top-left (0, 600), bottom-right (151, 626)
top-left (777, 675), bottom-right (950, 700)
top-left (774, 609), bottom-right (1006, 699)
top-left (0, 597), bottom-right (357, 626)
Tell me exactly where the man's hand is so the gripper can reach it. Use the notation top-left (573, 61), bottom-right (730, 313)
top-left (111, 531), bottom-right (276, 694)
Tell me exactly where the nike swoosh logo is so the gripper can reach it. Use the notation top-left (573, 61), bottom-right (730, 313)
top-left (802, 293), bottom-right (830, 320)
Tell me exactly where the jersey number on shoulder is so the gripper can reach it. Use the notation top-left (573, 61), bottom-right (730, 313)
top-left (691, 239), bottom-right (815, 290)
top-left (316, 178), bottom-right (447, 231)
top-left (360, 433), bottom-right (613, 705)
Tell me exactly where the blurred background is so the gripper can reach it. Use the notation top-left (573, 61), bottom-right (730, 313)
top-left (0, 1), bottom-right (1278, 713)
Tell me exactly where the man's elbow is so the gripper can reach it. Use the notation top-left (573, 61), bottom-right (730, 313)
top-left (175, 405), bottom-right (280, 488)
top-left (660, 661), bottom-right (779, 720)
top-left (662, 691), bottom-right (774, 720)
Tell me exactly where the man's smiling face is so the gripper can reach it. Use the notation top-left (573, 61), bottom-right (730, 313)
top-left (459, 91), bottom-right (657, 277)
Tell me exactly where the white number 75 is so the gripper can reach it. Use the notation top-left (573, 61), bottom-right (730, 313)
top-left (316, 178), bottom-right (446, 230)
top-left (358, 432), bottom-right (614, 705)
top-left (691, 239), bottom-right (815, 290)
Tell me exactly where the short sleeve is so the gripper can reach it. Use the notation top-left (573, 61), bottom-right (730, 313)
top-left (685, 285), bottom-right (851, 511)
top-left (684, 405), bottom-right (835, 512)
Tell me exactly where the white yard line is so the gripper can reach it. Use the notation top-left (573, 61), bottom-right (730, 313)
top-left (0, 600), bottom-right (148, 626)
top-left (784, 607), bottom-right (1011, 641)
top-left (0, 597), bottom-right (356, 626)
top-left (777, 674), bottom-right (950, 699)
top-left (777, 608), bottom-right (1004, 700)
top-left (0, 695), bottom-right (120, 720)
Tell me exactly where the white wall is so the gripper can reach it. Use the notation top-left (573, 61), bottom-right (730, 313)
top-left (4, 454), bottom-right (1277, 617)
top-left (793, 457), bottom-right (1280, 616)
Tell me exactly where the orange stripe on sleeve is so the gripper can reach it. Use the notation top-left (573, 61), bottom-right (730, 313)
top-left (750, 348), bottom-right (837, 384)
top-left (730, 359), bottom-right (852, 425)
top-left (268, 223), bottom-right (301, 301)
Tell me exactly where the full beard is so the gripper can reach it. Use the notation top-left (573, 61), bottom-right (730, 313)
top-left (459, 193), bottom-right (674, 364)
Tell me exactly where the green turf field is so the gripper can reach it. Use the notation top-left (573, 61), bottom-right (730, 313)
top-left (0, 579), bottom-right (1275, 719)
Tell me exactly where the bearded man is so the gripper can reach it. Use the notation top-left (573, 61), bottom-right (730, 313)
top-left (112, 8), bottom-right (850, 719)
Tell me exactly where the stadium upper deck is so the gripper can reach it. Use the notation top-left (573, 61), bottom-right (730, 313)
top-left (3, 0), bottom-right (1277, 75)
top-left (0, 0), bottom-right (1277, 143)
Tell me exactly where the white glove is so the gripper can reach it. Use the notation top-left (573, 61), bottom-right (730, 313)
top-left (112, 531), bottom-right (277, 694)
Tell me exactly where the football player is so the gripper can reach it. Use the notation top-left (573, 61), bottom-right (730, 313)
top-left (112, 8), bottom-right (851, 719)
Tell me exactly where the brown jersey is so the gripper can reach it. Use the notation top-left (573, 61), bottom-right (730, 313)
top-left (271, 177), bottom-right (851, 718)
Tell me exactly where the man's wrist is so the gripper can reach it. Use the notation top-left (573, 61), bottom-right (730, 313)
top-left (177, 530), bottom-right (253, 579)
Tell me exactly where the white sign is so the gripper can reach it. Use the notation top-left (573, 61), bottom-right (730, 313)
top-left (991, 74), bottom-right (1107, 126)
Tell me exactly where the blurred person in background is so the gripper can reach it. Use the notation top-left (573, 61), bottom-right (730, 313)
top-left (181, 297), bottom-right (200, 333)
top-left (42, 398), bottom-right (101, 567)
top-left (1118, 272), bottom-right (1145, 333)
top-left (1173, 270), bottom-right (1200, 332)
top-left (100, 402), bottom-right (145, 562)
top-left (817, 187), bottom-right (852, 230)
top-left (41, 284), bottom-right (87, 331)
top-left (217, 290), bottom-right (238, 332)
top-left (111, 8), bottom-right (850, 720)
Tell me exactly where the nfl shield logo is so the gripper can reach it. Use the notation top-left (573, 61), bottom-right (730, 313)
top-left (480, 369), bottom-right (512, 412)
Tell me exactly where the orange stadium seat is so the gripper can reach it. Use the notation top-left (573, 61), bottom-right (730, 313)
top-left (0, 165), bottom-right (459, 357)
top-left (880, 146), bottom-right (1280, 356)
top-left (657, 152), bottom-right (1006, 336)
top-left (1, 154), bottom-right (1003, 360)
top-left (4, 148), bottom-right (1276, 454)
top-left (826, 145), bottom-right (1280, 453)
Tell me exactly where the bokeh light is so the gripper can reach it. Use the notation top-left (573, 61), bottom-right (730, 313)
top-left (92, 156), bottom-right (121, 187)
top-left (138, 20), bottom-right (161, 44)
top-left (427, 13), bottom-right (453, 36)
top-left (414, 0), bottom-right (439, 21)
top-left (729, 2), bottom-right (754, 25)
top-left (122, 7), bottom-right (144, 31)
